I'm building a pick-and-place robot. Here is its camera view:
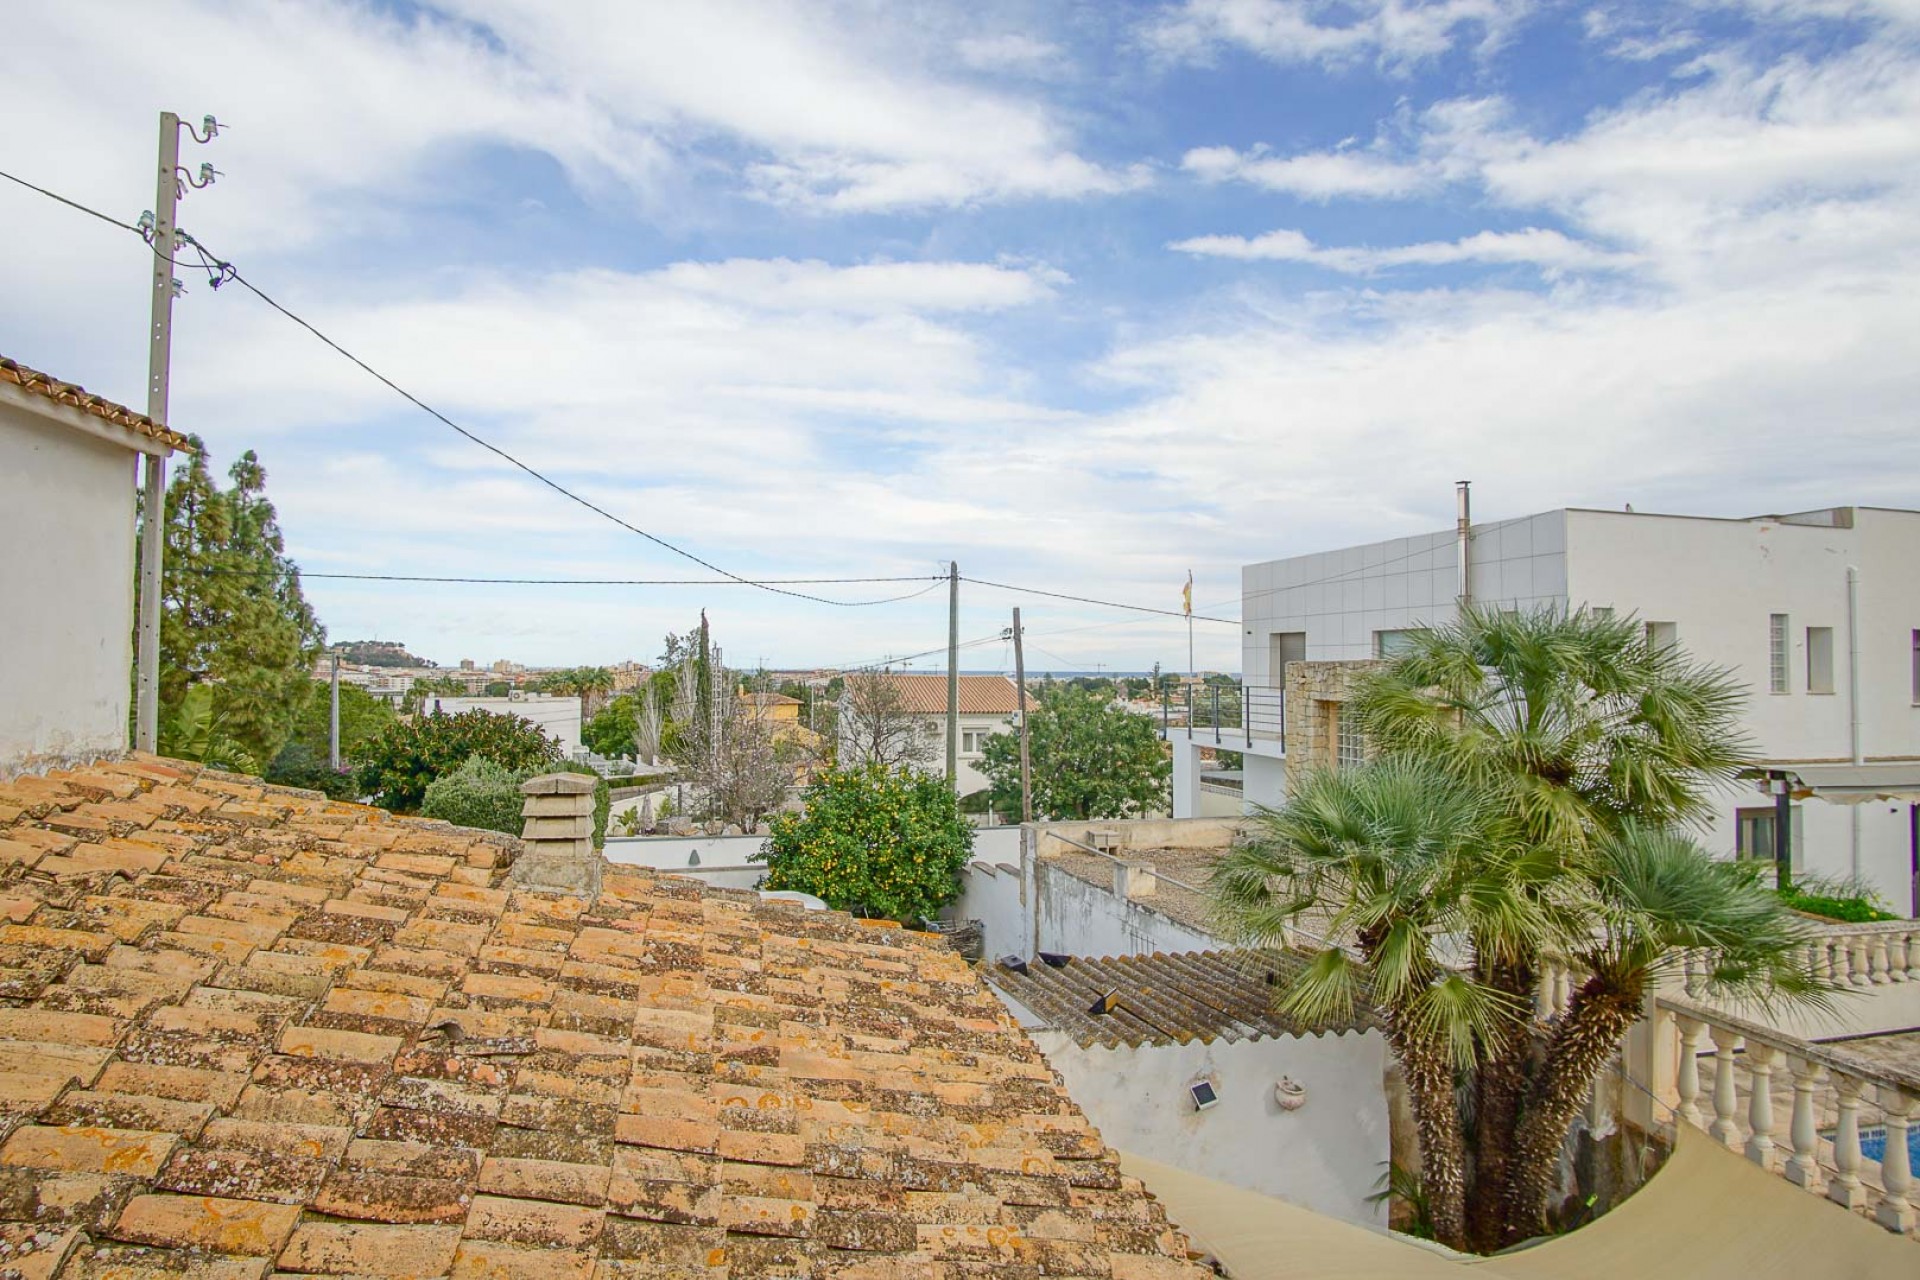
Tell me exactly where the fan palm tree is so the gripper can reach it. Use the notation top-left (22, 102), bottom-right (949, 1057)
top-left (1214, 606), bottom-right (1830, 1252)
top-left (1212, 756), bottom-right (1547, 1248)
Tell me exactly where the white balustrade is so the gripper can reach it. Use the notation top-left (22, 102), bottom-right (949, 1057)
top-left (1828, 1071), bottom-right (1869, 1211)
top-left (1674, 1016), bottom-right (1707, 1128)
top-left (1657, 995), bottom-right (1919, 1235)
top-left (1784, 1056), bottom-right (1824, 1191)
top-left (1875, 1086), bottom-right (1916, 1234)
top-left (1708, 1025), bottom-right (1744, 1148)
top-left (1743, 1044), bottom-right (1779, 1168)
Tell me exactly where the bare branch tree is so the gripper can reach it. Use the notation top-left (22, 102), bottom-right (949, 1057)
top-left (634, 683), bottom-right (665, 766)
top-left (839, 669), bottom-right (934, 771)
top-left (667, 646), bottom-right (792, 828)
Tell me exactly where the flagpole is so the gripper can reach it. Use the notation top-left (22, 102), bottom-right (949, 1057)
top-left (1185, 570), bottom-right (1194, 676)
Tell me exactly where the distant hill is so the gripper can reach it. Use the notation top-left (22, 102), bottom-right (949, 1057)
top-left (335, 640), bottom-right (436, 668)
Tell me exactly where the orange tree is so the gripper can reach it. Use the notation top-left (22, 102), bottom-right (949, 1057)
top-left (756, 764), bottom-right (973, 923)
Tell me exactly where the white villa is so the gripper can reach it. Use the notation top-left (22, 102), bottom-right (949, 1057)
top-left (1169, 502), bottom-right (1920, 915)
top-left (840, 672), bottom-right (1022, 798)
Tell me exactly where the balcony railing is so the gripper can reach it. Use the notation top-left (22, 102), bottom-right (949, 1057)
top-left (1654, 993), bottom-right (1918, 1234)
top-left (1160, 684), bottom-right (1284, 747)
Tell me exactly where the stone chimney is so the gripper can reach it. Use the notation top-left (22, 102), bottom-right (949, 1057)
top-left (512, 773), bottom-right (601, 897)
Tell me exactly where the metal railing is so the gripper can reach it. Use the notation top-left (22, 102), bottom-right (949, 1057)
top-left (1159, 683), bottom-right (1284, 746)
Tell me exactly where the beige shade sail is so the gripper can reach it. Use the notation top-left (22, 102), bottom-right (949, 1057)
top-left (1120, 1126), bottom-right (1916, 1280)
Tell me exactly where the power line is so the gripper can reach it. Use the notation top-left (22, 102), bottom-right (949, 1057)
top-left (825, 632), bottom-right (1005, 674)
top-left (960, 574), bottom-right (1237, 625)
top-left (182, 564), bottom-right (946, 606)
top-left (10, 166), bottom-right (1424, 632)
top-left (0, 168), bottom-right (140, 235)
top-left (195, 258), bottom-right (893, 608)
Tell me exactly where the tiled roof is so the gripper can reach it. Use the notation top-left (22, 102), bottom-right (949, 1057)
top-left (0, 755), bottom-right (1208, 1280)
top-left (987, 950), bottom-right (1379, 1050)
top-left (876, 676), bottom-right (1023, 716)
top-left (0, 356), bottom-right (193, 453)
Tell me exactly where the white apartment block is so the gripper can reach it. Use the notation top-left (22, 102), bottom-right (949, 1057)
top-left (419, 692), bottom-right (584, 755)
top-left (1170, 505), bottom-right (1920, 914)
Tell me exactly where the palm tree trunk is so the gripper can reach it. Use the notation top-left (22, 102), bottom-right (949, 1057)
top-left (1502, 975), bottom-right (1643, 1242)
top-left (1466, 957), bottom-right (1534, 1253)
top-left (1387, 1018), bottom-right (1469, 1251)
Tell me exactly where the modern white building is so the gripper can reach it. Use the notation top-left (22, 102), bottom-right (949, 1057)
top-left (419, 691), bottom-right (583, 755)
top-left (0, 356), bottom-right (188, 772)
top-left (1169, 503), bottom-right (1920, 913)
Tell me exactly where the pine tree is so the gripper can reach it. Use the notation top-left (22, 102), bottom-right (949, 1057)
top-left (146, 441), bottom-right (325, 768)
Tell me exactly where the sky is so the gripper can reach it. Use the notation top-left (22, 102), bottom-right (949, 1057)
top-left (3, 1), bottom-right (1917, 675)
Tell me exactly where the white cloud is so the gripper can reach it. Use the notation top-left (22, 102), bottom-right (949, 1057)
top-left (1170, 226), bottom-right (1629, 274)
top-left (956, 32), bottom-right (1068, 76)
top-left (434, 0), bottom-right (1141, 210)
top-left (0, 0), bottom-right (1141, 238)
top-left (1146, 0), bottom-right (1534, 71)
top-left (1181, 144), bottom-right (1432, 198)
top-left (648, 259), bottom-right (1066, 314)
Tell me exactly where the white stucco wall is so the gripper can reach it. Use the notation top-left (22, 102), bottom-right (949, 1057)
top-left (604, 834), bottom-right (766, 889)
top-left (954, 850), bottom-right (1225, 962)
top-left (1026, 1026), bottom-right (1392, 1226)
top-left (1565, 508), bottom-right (1919, 905)
top-left (0, 397), bottom-right (143, 769)
top-left (422, 695), bottom-right (583, 754)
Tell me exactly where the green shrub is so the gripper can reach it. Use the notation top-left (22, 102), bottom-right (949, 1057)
top-left (421, 755), bottom-right (526, 836)
top-left (755, 764), bottom-right (973, 923)
top-left (354, 709), bottom-right (561, 812)
top-left (263, 741), bottom-right (360, 800)
top-left (1777, 879), bottom-right (1897, 923)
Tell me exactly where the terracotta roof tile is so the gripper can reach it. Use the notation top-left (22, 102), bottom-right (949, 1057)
top-left (0, 755), bottom-right (1208, 1278)
top-left (987, 948), bottom-right (1379, 1049)
top-left (863, 674), bottom-right (1025, 716)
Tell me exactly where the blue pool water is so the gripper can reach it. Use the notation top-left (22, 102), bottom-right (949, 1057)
top-left (1857, 1126), bottom-right (1920, 1167)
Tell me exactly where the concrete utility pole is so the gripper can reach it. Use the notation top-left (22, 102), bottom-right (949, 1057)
top-left (328, 651), bottom-right (342, 771)
top-left (1012, 608), bottom-right (1031, 823)
top-left (135, 110), bottom-right (219, 752)
top-left (946, 561), bottom-right (959, 788)
top-left (134, 115), bottom-right (182, 752)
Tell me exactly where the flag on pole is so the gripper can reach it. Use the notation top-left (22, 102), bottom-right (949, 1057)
top-left (1182, 571), bottom-right (1192, 617)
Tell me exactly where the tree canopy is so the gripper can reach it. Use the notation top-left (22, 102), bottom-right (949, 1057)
top-left (977, 685), bottom-right (1169, 819)
top-left (757, 764), bottom-right (973, 923)
top-left (355, 708), bottom-right (562, 812)
top-left (151, 442), bottom-right (324, 769)
top-left (1209, 607), bottom-right (1824, 1252)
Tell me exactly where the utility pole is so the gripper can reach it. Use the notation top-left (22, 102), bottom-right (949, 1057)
top-left (946, 560), bottom-right (959, 788)
top-left (328, 651), bottom-right (342, 771)
top-left (1011, 609), bottom-right (1032, 823)
top-left (135, 110), bottom-right (219, 752)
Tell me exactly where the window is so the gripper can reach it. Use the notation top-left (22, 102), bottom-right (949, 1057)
top-left (1335, 704), bottom-right (1366, 771)
top-left (1736, 806), bottom-right (1804, 872)
top-left (1912, 630), bottom-right (1919, 704)
top-left (960, 729), bottom-right (990, 755)
top-left (1768, 614), bottom-right (1789, 694)
top-left (1644, 621), bottom-right (1677, 651)
top-left (1806, 626), bottom-right (1835, 694)
top-left (1374, 629), bottom-right (1418, 658)
top-left (1593, 606), bottom-right (1615, 622)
